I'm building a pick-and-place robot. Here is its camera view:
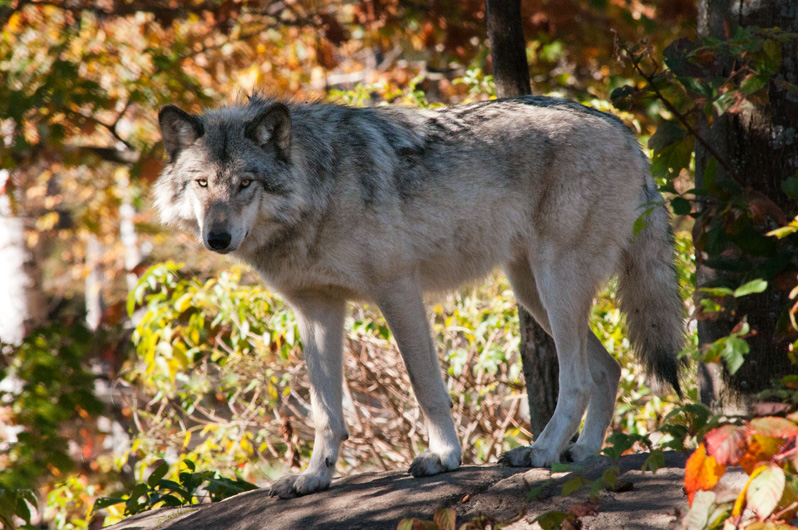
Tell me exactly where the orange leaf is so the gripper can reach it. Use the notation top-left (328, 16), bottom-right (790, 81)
top-left (739, 435), bottom-right (788, 475)
top-left (685, 443), bottom-right (727, 505)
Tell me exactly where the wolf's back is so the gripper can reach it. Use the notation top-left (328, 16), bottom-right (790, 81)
top-left (617, 179), bottom-right (685, 395)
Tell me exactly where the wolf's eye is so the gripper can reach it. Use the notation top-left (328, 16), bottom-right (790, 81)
top-left (196, 178), bottom-right (208, 188)
top-left (240, 179), bottom-right (252, 189)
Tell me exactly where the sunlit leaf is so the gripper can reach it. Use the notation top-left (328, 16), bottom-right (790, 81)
top-left (685, 443), bottom-right (727, 505)
top-left (746, 464), bottom-right (785, 521)
top-left (734, 279), bottom-right (768, 298)
top-left (739, 435), bottom-right (789, 475)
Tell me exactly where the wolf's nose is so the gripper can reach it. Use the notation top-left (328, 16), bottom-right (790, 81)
top-left (207, 231), bottom-right (232, 251)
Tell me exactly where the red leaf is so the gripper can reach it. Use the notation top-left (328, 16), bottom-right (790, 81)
top-left (752, 402), bottom-right (793, 416)
top-left (705, 425), bottom-right (747, 466)
top-left (568, 501), bottom-right (601, 517)
top-left (749, 417), bottom-right (798, 439)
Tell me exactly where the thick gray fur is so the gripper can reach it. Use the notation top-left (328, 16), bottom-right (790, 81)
top-left (154, 94), bottom-right (685, 498)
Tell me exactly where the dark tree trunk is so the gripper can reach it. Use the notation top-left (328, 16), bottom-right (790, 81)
top-left (485, 0), bottom-right (559, 437)
top-left (695, 0), bottom-right (798, 410)
top-left (485, 0), bottom-right (531, 98)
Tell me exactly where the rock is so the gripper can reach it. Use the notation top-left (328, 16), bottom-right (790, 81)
top-left (103, 452), bottom-right (746, 530)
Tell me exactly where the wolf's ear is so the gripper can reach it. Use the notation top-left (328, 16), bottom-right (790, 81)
top-left (159, 105), bottom-right (204, 162)
top-left (244, 103), bottom-right (291, 161)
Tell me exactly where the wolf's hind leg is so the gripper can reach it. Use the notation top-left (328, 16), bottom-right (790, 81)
top-left (376, 276), bottom-right (462, 477)
top-left (269, 295), bottom-right (347, 498)
top-left (564, 333), bottom-right (620, 462)
top-left (500, 254), bottom-right (595, 467)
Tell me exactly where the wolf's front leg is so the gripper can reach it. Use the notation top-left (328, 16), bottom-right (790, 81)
top-left (269, 295), bottom-right (347, 499)
top-left (376, 277), bottom-right (462, 477)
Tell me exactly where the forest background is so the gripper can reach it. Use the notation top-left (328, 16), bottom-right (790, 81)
top-left (0, 0), bottom-right (796, 528)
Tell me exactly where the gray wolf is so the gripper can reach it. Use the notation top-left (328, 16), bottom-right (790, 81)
top-left (154, 94), bottom-right (684, 498)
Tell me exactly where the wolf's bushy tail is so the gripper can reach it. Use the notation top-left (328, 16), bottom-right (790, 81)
top-left (617, 179), bottom-right (686, 396)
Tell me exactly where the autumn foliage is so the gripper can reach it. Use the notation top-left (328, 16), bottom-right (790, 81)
top-left (684, 414), bottom-right (798, 527)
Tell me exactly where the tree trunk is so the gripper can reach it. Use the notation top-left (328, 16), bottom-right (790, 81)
top-left (85, 234), bottom-right (104, 331)
top-left (0, 170), bottom-right (47, 345)
top-left (695, 0), bottom-right (798, 410)
top-left (485, 0), bottom-right (559, 437)
top-left (485, 0), bottom-right (531, 98)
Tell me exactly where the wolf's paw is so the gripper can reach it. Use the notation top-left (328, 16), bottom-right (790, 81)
top-left (561, 442), bottom-right (600, 463)
top-left (499, 445), bottom-right (558, 468)
top-left (268, 470), bottom-right (331, 499)
top-left (408, 449), bottom-right (462, 477)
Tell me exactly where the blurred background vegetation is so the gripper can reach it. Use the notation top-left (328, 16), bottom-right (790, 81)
top-left (0, 0), bottom-right (795, 528)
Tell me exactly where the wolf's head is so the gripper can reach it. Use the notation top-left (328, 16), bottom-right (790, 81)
top-left (153, 100), bottom-right (300, 254)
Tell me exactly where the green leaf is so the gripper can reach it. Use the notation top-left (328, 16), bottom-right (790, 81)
top-left (781, 177), bottom-right (798, 199)
top-left (734, 279), bottom-right (767, 298)
top-left (633, 209), bottom-right (652, 237)
top-left (721, 337), bottom-right (749, 375)
top-left (678, 76), bottom-right (715, 97)
top-left (671, 197), bottom-right (692, 216)
top-left (127, 291), bottom-right (137, 317)
top-left (651, 138), bottom-right (693, 180)
top-left (535, 511), bottom-right (578, 530)
top-left (561, 475), bottom-right (586, 496)
top-left (551, 462), bottom-right (585, 473)
top-left (643, 450), bottom-right (665, 473)
top-left (602, 466), bottom-right (619, 489)
top-left (649, 121), bottom-right (687, 153)
top-left (13, 494), bottom-right (31, 524)
top-left (700, 287), bottom-right (734, 297)
top-left (610, 85), bottom-right (635, 110)
top-left (92, 496), bottom-right (126, 513)
top-left (148, 463), bottom-right (170, 488)
top-left (759, 39), bottom-right (782, 75)
top-left (740, 74), bottom-right (768, 95)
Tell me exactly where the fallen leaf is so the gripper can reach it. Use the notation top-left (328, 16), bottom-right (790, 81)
top-left (568, 500), bottom-right (601, 517)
